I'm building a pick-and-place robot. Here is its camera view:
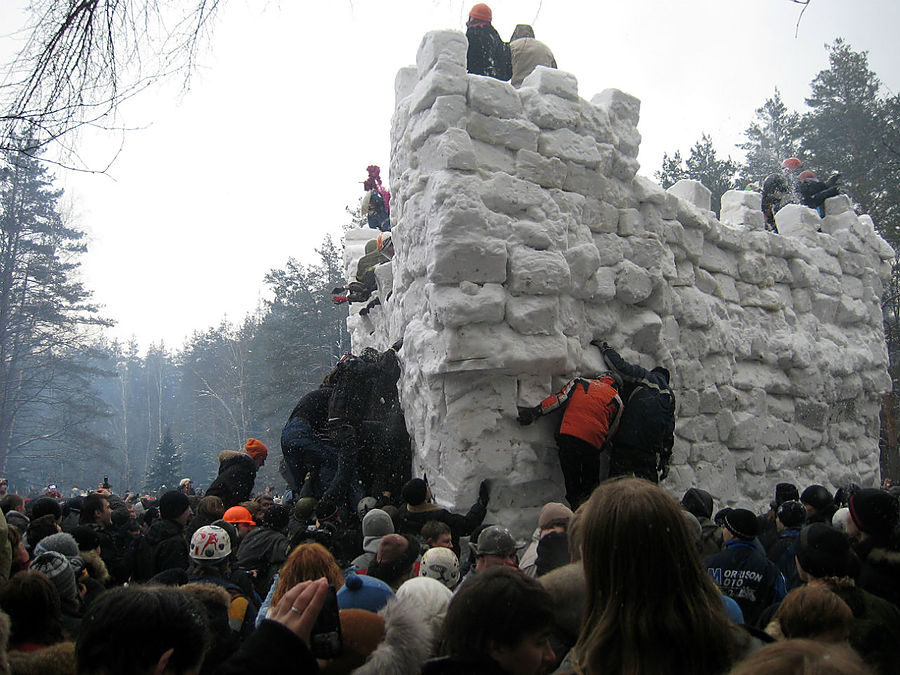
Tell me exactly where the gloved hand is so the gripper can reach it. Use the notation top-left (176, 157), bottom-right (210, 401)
top-left (478, 479), bottom-right (491, 506)
top-left (391, 337), bottom-right (404, 352)
top-left (517, 406), bottom-right (540, 426)
top-left (658, 456), bottom-right (670, 481)
top-left (590, 339), bottom-right (610, 352)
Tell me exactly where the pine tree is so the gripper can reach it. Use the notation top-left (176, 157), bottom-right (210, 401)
top-left (144, 429), bottom-right (182, 495)
top-left (656, 135), bottom-right (739, 215)
top-left (738, 89), bottom-right (802, 187)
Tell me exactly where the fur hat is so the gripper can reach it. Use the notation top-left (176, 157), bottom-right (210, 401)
top-left (401, 478), bottom-right (428, 506)
top-left (244, 438), bottom-right (268, 461)
top-left (776, 500), bottom-right (808, 528)
top-left (338, 573), bottom-right (394, 613)
top-left (538, 502), bottom-right (573, 531)
top-left (681, 488), bottom-right (714, 520)
top-left (723, 508), bottom-right (758, 540)
top-left (419, 547), bottom-right (460, 589)
top-left (796, 522), bottom-right (851, 578)
top-left (159, 490), bottom-right (190, 521)
top-left (395, 577), bottom-right (452, 626)
top-left (849, 488), bottom-right (899, 539)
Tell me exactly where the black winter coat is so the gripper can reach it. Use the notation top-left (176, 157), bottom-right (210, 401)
top-left (855, 538), bottom-right (900, 608)
top-left (704, 540), bottom-right (783, 626)
top-left (466, 23), bottom-right (512, 80)
top-left (146, 518), bottom-right (190, 577)
top-left (399, 501), bottom-right (486, 552)
top-left (206, 451), bottom-right (258, 509)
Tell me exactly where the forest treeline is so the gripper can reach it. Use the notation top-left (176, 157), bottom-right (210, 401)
top-left (2, 39), bottom-right (899, 494)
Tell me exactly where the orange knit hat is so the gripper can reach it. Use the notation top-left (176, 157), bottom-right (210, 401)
top-left (469, 3), bottom-right (492, 22)
top-left (244, 438), bottom-right (268, 460)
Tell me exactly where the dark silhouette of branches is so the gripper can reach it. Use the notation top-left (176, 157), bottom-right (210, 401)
top-left (1, 0), bottom-right (224, 167)
top-left (789, 0), bottom-right (812, 38)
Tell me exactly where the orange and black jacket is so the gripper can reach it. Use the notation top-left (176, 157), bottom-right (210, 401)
top-left (536, 376), bottom-right (623, 450)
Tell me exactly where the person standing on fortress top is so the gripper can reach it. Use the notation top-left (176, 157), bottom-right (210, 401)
top-left (797, 169), bottom-right (842, 216)
top-left (206, 439), bottom-right (268, 509)
top-left (761, 157), bottom-right (803, 232)
top-left (594, 341), bottom-right (676, 484)
top-left (517, 371), bottom-right (623, 509)
top-left (509, 24), bottom-right (556, 87)
top-left (465, 4), bottom-right (512, 81)
top-left (362, 165), bottom-right (391, 232)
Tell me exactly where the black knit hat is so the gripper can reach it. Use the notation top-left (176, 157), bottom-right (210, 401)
top-left (775, 483), bottom-right (800, 507)
top-left (801, 485), bottom-right (833, 512)
top-left (159, 490), bottom-right (190, 521)
top-left (796, 523), bottom-right (850, 578)
top-left (723, 508), bottom-right (758, 540)
top-left (681, 488), bottom-right (713, 520)
top-left (72, 525), bottom-right (101, 551)
top-left (849, 489), bottom-right (899, 539)
top-left (263, 504), bottom-right (290, 531)
top-left (401, 478), bottom-right (428, 506)
top-left (776, 500), bottom-right (807, 528)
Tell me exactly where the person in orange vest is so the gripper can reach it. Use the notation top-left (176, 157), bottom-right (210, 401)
top-left (517, 373), bottom-right (623, 508)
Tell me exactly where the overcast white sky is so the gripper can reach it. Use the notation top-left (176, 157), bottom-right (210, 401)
top-left (3, 0), bottom-right (898, 349)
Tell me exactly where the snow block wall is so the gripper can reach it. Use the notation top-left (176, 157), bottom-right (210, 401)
top-left (344, 30), bottom-right (894, 534)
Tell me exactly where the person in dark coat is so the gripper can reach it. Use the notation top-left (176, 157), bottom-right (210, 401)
top-left (206, 439), bottom-right (268, 509)
top-left (801, 484), bottom-right (837, 525)
top-left (465, 4), bottom-right (512, 81)
top-left (765, 500), bottom-right (806, 591)
top-left (145, 491), bottom-right (192, 578)
top-left (398, 478), bottom-right (489, 555)
top-left (847, 488), bottom-right (900, 608)
top-left (757, 482), bottom-right (800, 554)
top-left (280, 387), bottom-right (337, 499)
top-left (596, 341), bottom-right (675, 484)
top-left (681, 488), bottom-right (723, 557)
top-left (235, 505), bottom-right (291, 597)
top-left (703, 508), bottom-right (786, 626)
top-left (79, 493), bottom-right (131, 585)
top-left (797, 169), bottom-right (841, 216)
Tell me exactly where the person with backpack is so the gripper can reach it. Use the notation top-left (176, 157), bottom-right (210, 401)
top-left (595, 341), bottom-right (676, 484)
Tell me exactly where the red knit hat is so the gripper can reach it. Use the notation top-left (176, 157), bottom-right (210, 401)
top-left (244, 438), bottom-right (268, 460)
top-left (469, 3), bottom-right (492, 22)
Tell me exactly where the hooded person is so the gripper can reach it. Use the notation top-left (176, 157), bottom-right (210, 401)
top-left (465, 3), bottom-right (512, 81)
top-left (142, 490), bottom-right (192, 579)
top-left (519, 502), bottom-right (573, 578)
top-left (681, 488), bottom-right (723, 557)
top-left (350, 508), bottom-right (394, 572)
top-left (206, 439), bottom-right (268, 509)
top-left (508, 24), bottom-right (557, 87)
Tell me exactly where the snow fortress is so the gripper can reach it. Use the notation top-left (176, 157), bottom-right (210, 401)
top-left (344, 30), bottom-right (895, 533)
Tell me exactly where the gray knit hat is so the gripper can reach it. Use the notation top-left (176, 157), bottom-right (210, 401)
top-left (33, 532), bottom-right (80, 559)
top-left (30, 551), bottom-right (78, 609)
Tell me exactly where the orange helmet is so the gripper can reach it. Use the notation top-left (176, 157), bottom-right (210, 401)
top-left (798, 170), bottom-right (816, 181)
top-left (782, 157), bottom-right (802, 171)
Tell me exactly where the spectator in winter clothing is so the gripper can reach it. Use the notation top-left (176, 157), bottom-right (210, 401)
top-left (419, 546), bottom-right (461, 590)
top-left (801, 484), bottom-right (837, 525)
top-left (509, 24), bottom-right (556, 87)
top-left (766, 500), bottom-right (806, 591)
top-left (598, 341), bottom-right (676, 484)
top-left (368, 534), bottom-right (419, 591)
top-left (681, 488), bottom-right (723, 556)
top-left (185, 495), bottom-right (225, 543)
top-left (1, 494), bottom-right (28, 534)
top-left (772, 584), bottom-right (853, 642)
top-left (465, 526), bottom-right (524, 584)
top-left (518, 368), bottom-right (623, 508)
top-left (206, 438), bottom-right (268, 509)
top-left (351, 508), bottom-right (394, 571)
top-left (0, 570), bottom-right (69, 652)
top-left (187, 525), bottom-right (259, 638)
top-left (465, 4), bottom-right (512, 81)
top-left (757, 482), bottom-right (800, 553)
top-left (30, 551), bottom-right (83, 638)
top-left (703, 507), bottom-right (786, 626)
top-left (519, 502), bottom-right (572, 578)
top-left (576, 478), bottom-right (753, 675)
top-left (399, 478), bottom-right (489, 555)
top-left (420, 520), bottom-right (453, 550)
top-left (236, 504), bottom-right (291, 597)
top-left (144, 490), bottom-right (192, 579)
top-left (847, 488), bottom-right (900, 607)
top-left (423, 567), bottom-right (555, 675)
top-left (78, 494), bottom-right (131, 585)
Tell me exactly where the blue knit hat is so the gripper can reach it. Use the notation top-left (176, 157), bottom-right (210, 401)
top-left (337, 573), bottom-right (394, 613)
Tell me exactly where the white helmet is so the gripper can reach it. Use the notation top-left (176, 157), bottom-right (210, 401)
top-left (190, 525), bottom-right (231, 563)
top-left (419, 546), bottom-right (460, 589)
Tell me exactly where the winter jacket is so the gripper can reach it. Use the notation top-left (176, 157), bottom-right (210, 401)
top-left (145, 518), bottom-right (190, 577)
top-left (699, 517), bottom-right (724, 557)
top-left (354, 598), bottom-right (433, 675)
top-left (206, 450), bottom-right (258, 509)
top-left (536, 376), bottom-right (623, 451)
top-left (602, 347), bottom-right (675, 461)
top-left (466, 22), bottom-right (512, 80)
top-left (854, 538), bottom-right (900, 608)
top-left (212, 620), bottom-right (318, 675)
top-left (766, 526), bottom-right (803, 591)
top-left (399, 500), bottom-right (486, 552)
top-left (509, 37), bottom-right (556, 87)
top-left (86, 523), bottom-right (131, 585)
top-left (704, 540), bottom-right (786, 626)
top-left (189, 573), bottom-right (259, 639)
top-left (798, 176), bottom-right (840, 211)
top-left (285, 387), bottom-right (332, 435)
top-left (235, 527), bottom-right (290, 597)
